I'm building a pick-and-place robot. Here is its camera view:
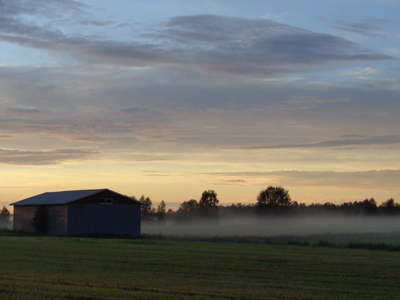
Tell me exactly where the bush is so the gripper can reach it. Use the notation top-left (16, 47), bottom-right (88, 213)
top-left (31, 206), bottom-right (47, 234)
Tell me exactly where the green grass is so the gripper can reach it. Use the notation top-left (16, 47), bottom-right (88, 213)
top-left (1, 235), bottom-right (400, 299)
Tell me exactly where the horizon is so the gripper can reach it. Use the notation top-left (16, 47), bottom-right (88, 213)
top-left (4, 186), bottom-right (398, 212)
top-left (1, 1), bottom-right (400, 211)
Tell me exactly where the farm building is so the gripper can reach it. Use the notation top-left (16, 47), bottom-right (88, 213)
top-left (10, 189), bottom-right (143, 237)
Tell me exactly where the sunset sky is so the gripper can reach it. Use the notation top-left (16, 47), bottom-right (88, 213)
top-left (1, 0), bottom-right (400, 210)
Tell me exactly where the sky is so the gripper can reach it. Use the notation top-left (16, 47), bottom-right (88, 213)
top-left (1, 0), bottom-right (400, 210)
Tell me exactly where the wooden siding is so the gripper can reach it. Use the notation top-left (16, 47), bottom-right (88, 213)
top-left (13, 205), bottom-right (68, 235)
top-left (13, 206), bottom-right (36, 233)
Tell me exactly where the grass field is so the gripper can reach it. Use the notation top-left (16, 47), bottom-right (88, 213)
top-left (1, 234), bottom-right (400, 299)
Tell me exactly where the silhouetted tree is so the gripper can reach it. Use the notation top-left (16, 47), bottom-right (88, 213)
top-left (0, 206), bottom-right (11, 229)
top-left (156, 200), bottom-right (166, 223)
top-left (175, 199), bottom-right (199, 222)
top-left (362, 198), bottom-right (378, 215)
top-left (180, 199), bottom-right (199, 212)
top-left (380, 198), bottom-right (400, 215)
top-left (256, 186), bottom-right (292, 215)
top-left (198, 190), bottom-right (219, 219)
top-left (140, 195), bottom-right (155, 221)
top-left (31, 206), bottom-right (47, 234)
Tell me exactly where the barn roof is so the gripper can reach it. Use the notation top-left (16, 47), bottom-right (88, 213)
top-left (10, 189), bottom-right (142, 206)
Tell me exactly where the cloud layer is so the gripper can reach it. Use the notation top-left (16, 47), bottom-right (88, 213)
top-left (1, 1), bottom-right (394, 79)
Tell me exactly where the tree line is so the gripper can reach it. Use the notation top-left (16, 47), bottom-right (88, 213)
top-left (138, 190), bottom-right (220, 223)
top-left (136, 195), bottom-right (167, 223)
top-left (139, 186), bottom-right (400, 223)
top-left (3, 186), bottom-right (400, 230)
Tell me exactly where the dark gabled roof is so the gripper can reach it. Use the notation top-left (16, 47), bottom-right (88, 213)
top-left (10, 189), bottom-right (143, 206)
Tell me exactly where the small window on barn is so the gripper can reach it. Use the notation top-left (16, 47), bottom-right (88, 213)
top-left (99, 198), bottom-right (113, 204)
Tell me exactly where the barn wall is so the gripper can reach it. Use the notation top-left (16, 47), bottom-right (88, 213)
top-left (67, 203), bottom-right (141, 237)
top-left (13, 206), bottom-right (37, 233)
top-left (47, 205), bottom-right (68, 236)
top-left (13, 205), bottom-right (68, 235)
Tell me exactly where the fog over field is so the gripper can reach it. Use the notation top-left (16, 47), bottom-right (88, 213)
top-left (142, 217), bottom-right (400, 238)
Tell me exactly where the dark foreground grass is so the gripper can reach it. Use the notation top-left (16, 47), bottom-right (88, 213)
top-left (1, 235), bottom-right (400, 300)
top-left (142, 231), bottom-right (400, 251)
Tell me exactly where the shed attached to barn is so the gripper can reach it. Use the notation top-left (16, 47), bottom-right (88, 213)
top-left (11, 189), bottom-right (142, 237)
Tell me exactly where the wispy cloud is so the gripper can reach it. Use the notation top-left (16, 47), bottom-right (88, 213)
top-left (5, 108), bottom-right (42, 117)
top-left (1, 0), bottom-right (88, 17)
top-left (140, 171), bottom-right (171, 176)
top-left (232, 135), bottom-right (400, 150)
top-left (326, 19), bottom-right (389, 38)
top-left (216, 179), bottom-right (247, 186)
top-left (0, 113), bottom-right (174, 143)
top-left (0, 148), bottom-right (99, 165)
top-left (342, 67), bottom-right (381, 76)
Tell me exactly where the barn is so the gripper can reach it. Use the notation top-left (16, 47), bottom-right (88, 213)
top-left (10, 189), bottom-right (143, 237)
